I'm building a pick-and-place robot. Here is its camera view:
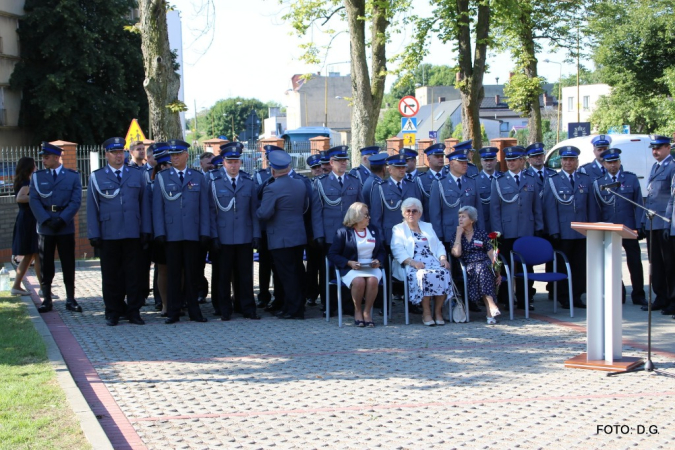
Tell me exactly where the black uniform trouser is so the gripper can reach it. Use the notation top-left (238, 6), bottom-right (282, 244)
top-left (39, 233), bottom-right (75, 300)
top-left (165, 241), bottom-right (204, 320)
top-left (554, 239), bottom-right (587, 305)
top-left (218, 243), bottom-right (256, 318)
top-left (622, 239), bottom-right (645, 302)
top-left (210, 250), bottom-right (221, 313)
top-left (271, 246), bottom-right (305, 317)
top-left (139, 245), bottom-right (152, 301)
top-left (497, 238), bottom-right (533, 307)
top-left (305, 241), bottom-right (321, 301)
top-left (100, 238), bottom-right (142, 318)
top-left (647, 231), bottom-right (675, 306)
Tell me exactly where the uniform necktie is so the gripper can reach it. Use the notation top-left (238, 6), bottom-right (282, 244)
top-left (396, 181), bottom-right (402, 192)
top-left (456, 178), bottom-right (462, 190)
top-left (115, 169), bottom-right (121, 182)
top-left (601, 167), bottom-right (606, 175)
top-left (514, 174), bottom-right (520, 187)
top-left (52, 169), bottom-right (57, 181)
top-left (406, 174), bottom-right (413, 182)
top-left (231, 177), bottom-right (236, 190)
top-left (489, 175), bottom-right (494, 182)
top-left (179, 171), bottom-right (184, 184)
top-left (569, 174), bottom-right (574, 188)
top-left (537, 170), bottom-right (543, 182)
top-left (436, 172), bottom-right (441, 179)
top-left (612, 175), bottom-right (617, 183)
top-left (338, 176), bottom-right (343, 188)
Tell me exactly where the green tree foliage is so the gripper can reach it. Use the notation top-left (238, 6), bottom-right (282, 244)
top-left (375, 108), bottom-right (401, 142)
top-left (188, 98), bottom-right (281, 142)
top-left (438, 118), bottom-right (454, 141)
top-left (10, 0), bottom-right (148, 144)
top-left (503, 72), bottom-right (545, 117)
top-left (588, 0), bottom-right (675, 134)
top-left (452, 123), bottom-right (487, 143)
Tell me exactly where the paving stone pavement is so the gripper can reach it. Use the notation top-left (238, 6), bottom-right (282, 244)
top-left (30, 263), bottom-right (675, 449)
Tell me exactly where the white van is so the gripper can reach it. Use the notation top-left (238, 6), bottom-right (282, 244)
top-left (545, 134), bottom-right (654, 196)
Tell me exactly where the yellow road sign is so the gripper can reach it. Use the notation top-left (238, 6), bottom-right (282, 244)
top-left (403, 133), bottom-right (416, 146)
top-left (124, 119), bottom-right (146, 149)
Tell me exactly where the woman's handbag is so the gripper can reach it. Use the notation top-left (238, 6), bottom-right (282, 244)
top-left (451, 297), bottom-right (467, 323)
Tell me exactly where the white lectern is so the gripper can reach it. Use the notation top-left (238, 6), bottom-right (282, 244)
top-left (564, 222), bottom-right (644, 372)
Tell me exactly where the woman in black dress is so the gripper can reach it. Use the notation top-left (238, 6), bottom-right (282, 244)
top-left (11, 157), bottom-right (41, 296)
top-left (449, 206), bottom-right (501, 324)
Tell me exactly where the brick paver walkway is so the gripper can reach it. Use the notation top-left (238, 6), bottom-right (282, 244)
top-left (25, 265), bottom-right (675, 449)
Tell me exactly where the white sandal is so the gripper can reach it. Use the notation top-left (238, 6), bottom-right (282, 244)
top-left (486, 316), bottom-right (497, 325)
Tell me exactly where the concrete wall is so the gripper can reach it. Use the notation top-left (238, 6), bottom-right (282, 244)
top-left (562, 84), bottom-right (611, 131)
top-left (286, 75), bottom-right (352, 130)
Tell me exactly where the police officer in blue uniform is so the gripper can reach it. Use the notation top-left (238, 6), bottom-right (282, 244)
top-left (87, 137), bottom-right (146, 326)
top-left (319, 150), bottom-right (331, 175)
top-left (304, 154), bottom-right (324, 305)
top-left (443, 140), bottom-right (478, 177)
top-left (543, 146), bottom-right (597, 309)
top-left (29, 142), bottom-right (83, 313)
top-left (361, 153), bottom-right (388, 210)
top-left (370, 151), bottom-right (424, 246)
top-left (593, 148), bottom-right (647, 306)
top-left (349, 146), bottom-right (380, 185)
top-left (490, 146), bottom-right (544, 309)
top-left (312, 145), bottom-right (359, 306)
top-left (401, 147), bottom-right (419, 182)
top-left (152, 139), bottom-right (210, 324)
top-left (475, 147), bottom-right (501, 229)
top-left (254, 145), bottom-right (278, 309)
top-left (580, 135), bottom-right (612, 179)
top-left (429, 147), bottom-right (484, 242)
top-left (416, 143), bottom-right (445, 222)
top-left (209, 144), bottom-right (261, 321)
top-left (644, 134), bottom-right (675, 313)
top-left (257, 151), bottom-right (309, 319)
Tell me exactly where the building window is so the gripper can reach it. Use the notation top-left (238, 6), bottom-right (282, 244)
top-left (583, 96), bottom-right (590, 111)
top-left (567, 97), bottom-right (574, 112)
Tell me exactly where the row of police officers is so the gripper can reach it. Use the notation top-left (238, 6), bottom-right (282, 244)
top-left (28, 133), bottom-right (675, 323)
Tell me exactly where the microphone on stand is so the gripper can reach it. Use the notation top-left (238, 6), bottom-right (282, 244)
top-left (601, 181), bottom-right (621, 192)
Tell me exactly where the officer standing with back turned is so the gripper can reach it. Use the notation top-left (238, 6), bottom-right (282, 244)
top-left (29, 142), bottom-right (83, 313)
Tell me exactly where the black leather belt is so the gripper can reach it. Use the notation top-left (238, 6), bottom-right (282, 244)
top-left (45, 205), bottom-right (66, 212)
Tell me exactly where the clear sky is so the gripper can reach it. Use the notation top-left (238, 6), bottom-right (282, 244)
top-left (174, 0), bottom-right (585, 119)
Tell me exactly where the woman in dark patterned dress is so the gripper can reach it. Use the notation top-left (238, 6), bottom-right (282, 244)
top-left (449, 206), bottom-right (502, 324)
top-left (11, 157), bottom-right (41, 296)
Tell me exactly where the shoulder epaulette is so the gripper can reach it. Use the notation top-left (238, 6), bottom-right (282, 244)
top-left (466, 173), bottom-right (477, 179)
top-left (67, 168), bottom-right (79, 173)
top-left (468, 162), bottom-right (476, 166)
top-left (623, 171), bottom-right (636, 176)
top-left (293, 172), bottom-right (308, 179)
top-left (317, 174), bottom-right (328, 180)
top-left (93, 167), bottom-right (105, 173)
top-left (373, 178), bottom-right (385, 185)
top-left (549, 171), bottom-right (560, 177)
top-left (346, 172), bottom-right (358, 180)
top-left (240, 171), bottom-right (252, 180)
top-left (578, 167), bottom-right (588, 175)
top-left (209, 170), bottom-right (222, 181)
top-left (494, 172), bottom-right (504, 179)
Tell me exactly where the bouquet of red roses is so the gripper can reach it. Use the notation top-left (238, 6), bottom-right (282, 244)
top-left (488, 231), bottom-right (503, 273)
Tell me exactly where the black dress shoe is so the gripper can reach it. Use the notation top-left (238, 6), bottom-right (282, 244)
top-left (190, 317), bottom-right (208, 323)
top-left (256, 301), bottom-right (268, 309)
top-left (243, 313), bottom-right (261, 320)
top-left (280, 313), bottom-right (304, 320)
top-left (154, 303), bottom-right (163, 311)
top-left (128, 315), bottom-right (145, 325)
top-left (37, 303), bottom-right (53, 313)
top-left (306, 298), bottom-right (317, 306)
top-left (165, 317), bottom-right (180, 324)
top-left (65, 299), bottom-right (83, 312)
top-left (197, 296), bottom-right (207, 304)
top-left (265, 301), bottom-right (283, 312)
top-left (273, 310), bottom-right (287, 318)
top-left (632, 298), bottom-right (648, 306)
top-left (106, 316), bottom-right (119, 326)
top-left (644, 300), bottom-right (667, 311)
top-left (661, 304), bottom-right (675, 315)
top-left (213, 310), bottom-right (222, 316)
top-left (221, 315), bottom-right (231, 321)
top-left (468, 302), bottom-right (482, 312)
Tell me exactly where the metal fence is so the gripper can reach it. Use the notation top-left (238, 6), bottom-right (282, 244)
top-left (0, 140), bottom-right (417, 196)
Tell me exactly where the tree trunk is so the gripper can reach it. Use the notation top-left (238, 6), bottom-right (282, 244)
top-left (457, 0), bottom-right (490, 158)
top-left (345, 0), bottom-right (388, 167)
top-left (520, 15), bottom-right (542, 143)
top-left (138, 0), bottom-right (182, 141)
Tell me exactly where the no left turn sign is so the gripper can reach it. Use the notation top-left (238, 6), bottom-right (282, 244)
top-left (398, 96), bottom-right (420, 117)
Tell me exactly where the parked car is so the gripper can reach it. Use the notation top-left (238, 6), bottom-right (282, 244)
top-left (546, 134), bottom-right (654, 196)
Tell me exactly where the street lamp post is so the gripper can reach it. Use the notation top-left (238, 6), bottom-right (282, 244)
top-left (544, 59), bottom-right (563, 144)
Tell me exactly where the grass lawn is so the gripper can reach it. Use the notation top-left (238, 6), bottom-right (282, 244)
top-left (0, 293), bottom-right (90, 450)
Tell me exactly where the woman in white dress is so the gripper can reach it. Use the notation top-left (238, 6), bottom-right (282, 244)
top-left (328, 202), bottom-right (386, 327)
top-left (391, 198), bottom-right (452, 326)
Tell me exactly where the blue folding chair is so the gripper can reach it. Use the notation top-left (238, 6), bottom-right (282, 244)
top-left (509, 236), bottom-right (574, 319)
top-left (325, 257), bottom-right (388, 327)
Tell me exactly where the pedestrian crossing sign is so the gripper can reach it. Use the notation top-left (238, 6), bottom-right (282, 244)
top-left (124, 119), bottom-right (147, 150)
top-left (401, 117), bottom-right (417, 133)
top-left (403, 133), bottom-right (416, 146)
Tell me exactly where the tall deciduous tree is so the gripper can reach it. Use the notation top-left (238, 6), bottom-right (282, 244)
top-left (137, 0), bottom-right (185, 141)
top-left (400, 0), bottom-right (491, 150)
top-left (10, 0), bottom-right (148, 144)
top-left (282, 0), bottom-right (408, 165)
top-left (496, 0), bottom-right (588, 144)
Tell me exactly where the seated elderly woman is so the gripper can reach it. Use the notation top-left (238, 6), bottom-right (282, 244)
top-left (449, 206), bottom-right (501, 324)
top-left (391, 197), bottom-right (452, 326)
top-left (328, 202), bottom-right (386, 327)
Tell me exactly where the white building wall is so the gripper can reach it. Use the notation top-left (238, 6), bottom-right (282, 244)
top-left (561, 83), bottom-right (611, 131)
